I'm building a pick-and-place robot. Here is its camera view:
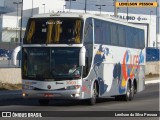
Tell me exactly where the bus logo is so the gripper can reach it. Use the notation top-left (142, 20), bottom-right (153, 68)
top-left (47, 85), bottom-right (51, 89)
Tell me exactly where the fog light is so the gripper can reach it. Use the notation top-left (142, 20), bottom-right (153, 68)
top-left (75, 93), bottom-right (80, 97)
top-left (71, 93), bottom-right (80, 97)
top-left (22, 93), bottom-right (26, 97)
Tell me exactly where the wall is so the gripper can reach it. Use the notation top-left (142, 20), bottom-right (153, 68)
top-left (2, 29), bottom-right (25, 42)
top-left (145, 61), bottom-right (160, 75)
top-left (2, 15), bottom-right (21, 28)
top-left (0, 68), bottom-right (21, 84)
top-left (0, 0), bottom-right (4, 7)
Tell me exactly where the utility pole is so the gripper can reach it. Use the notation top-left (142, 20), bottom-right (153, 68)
top-left (114, 0), bottom-right (118, 17)
top-left (127, 0), bottom-right (129, 21)
top-left (31, 0), bottom-right (33, 16)
top-left (84, 0), bottom-right (87, 13)
top-left (96, 4), bottom-right (106, 14)
top-left (13, 1), bottom-right (22, 42)
top-left (158, 0), bottom-right (160, 48)
top-left (20, 0), bottom-right (23, 45)
top-left (156, 0), bottom-right (159, 48)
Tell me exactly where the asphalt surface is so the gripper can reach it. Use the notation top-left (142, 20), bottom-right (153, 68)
top-left (0, 82), bottom-right (159, 119)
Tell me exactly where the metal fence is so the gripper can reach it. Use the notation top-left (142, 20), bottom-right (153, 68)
top-left (0, 42), bottom-right (21, 68)
top-left (146, 47), bottom-right (160, 62)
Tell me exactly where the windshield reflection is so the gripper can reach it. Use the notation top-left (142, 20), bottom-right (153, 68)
top-left (22, 47), bottom-right (81, 81)
top-left (24, 18), bottom-right (83, 44)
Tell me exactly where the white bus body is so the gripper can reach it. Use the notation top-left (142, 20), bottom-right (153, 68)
top-left (13, 13), bottom-right (146, 105)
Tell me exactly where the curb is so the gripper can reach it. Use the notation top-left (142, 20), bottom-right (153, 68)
top-left (145, 80), bottom-right (160, 84)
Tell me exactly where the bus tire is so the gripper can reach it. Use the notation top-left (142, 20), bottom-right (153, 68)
top-left (133, 80), bottom-right (137, 94)
top-left (130, 83), bottom-right (134, 100)
top-left (123, 81), bottom-right (134, 101)
top-left (88, 82), bottom-right (98, 105)
top-left (38, 99), bottom-right (49, 106)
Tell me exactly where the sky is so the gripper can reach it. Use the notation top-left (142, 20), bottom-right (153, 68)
top-left (23, 0), bottom-right (65, 12)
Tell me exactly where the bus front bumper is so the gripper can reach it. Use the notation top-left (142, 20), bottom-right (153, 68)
top-left (22, 89), bottom-right (83, 100)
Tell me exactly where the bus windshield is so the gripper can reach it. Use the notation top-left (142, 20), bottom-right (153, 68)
top-left (22, 47), bottom-right (81, 81)
top-left (23, 18), bottom-right (83, 44)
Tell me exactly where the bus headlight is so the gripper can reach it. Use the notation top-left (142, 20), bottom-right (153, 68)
top-left (66, 85), bottom-right (81, 90)
top-left (22, 85), bottom-right (35, 90)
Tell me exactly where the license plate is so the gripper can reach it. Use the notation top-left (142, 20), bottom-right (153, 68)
top-left (44, 93), bottom-right (54, 97)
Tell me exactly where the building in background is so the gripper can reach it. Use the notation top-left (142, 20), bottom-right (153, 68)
top-left (0, 0), bottom-right (65, 43)
top-left (1, 8), bottom-right (39, 42)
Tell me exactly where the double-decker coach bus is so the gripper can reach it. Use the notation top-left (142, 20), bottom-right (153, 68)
top-left (12, 13), bottom-right (146, 105)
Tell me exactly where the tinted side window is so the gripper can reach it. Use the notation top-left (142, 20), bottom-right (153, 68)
top-left (94, 19), bottom-right (103, 44)
top-left (110, 24), bottom-right (118, 45)
top-left (132, 28), bottom-right (139, 48)
top-left (139, 30), bottom-right (145, 48)
top-left (84, 18), bottom-right (93, 44)
top-left (93, 18), bottom-right (145, 49)
top-left (126, 27), bottom-right (133, 48)
top-left (102, 21), bottom-right (110, 45)
top-left (94, 19), bottom-right (111, 45)
top-left (125, 26), bottom-right (145, 49)
top-left (83, 18), bottom-right (93, 78)
top-left (118, 25), bottom-right (125, 47)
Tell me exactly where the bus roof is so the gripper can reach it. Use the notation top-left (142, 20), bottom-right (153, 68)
top-left (31, 12), bottom-right (146, 30)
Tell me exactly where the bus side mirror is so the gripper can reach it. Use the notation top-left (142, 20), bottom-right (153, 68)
top-left (79, 46), bottom-right (86, 66)
top-left (12, 46), bottom-right (21, 66)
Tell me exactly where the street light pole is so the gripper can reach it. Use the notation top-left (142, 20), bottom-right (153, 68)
top-left (113, 0), bottom-right (118, 17)
top-left (13, 2), bottom-right (22, 42)
top-left (96, 4), bottom-right (106, 14)
top-left (156, 0), bottom-right (159, 48)
top-left (65, 0), bottom-right (76, 12)
top-left (42, 4), bottom-right (45, 13)
top-left (149, 11), bottom-right (153, 47)
top-left (127, 0), bottom-right (128, 21)
top-left (84, 0), bottom-right (87, 13)
top-left (20, 0), bottom-right (23, 44)
top-left (16, 3), bottom-right (18, 41)
top-left (13, 1), bottom-right (22, 67)
top-left (69, 0), bottom-right (71, 12)
top-left (31, 0), bottom-right (33, 16)
top-left (117, 7), bottom-right (120, 16)
top-left (63, 5), bottom-right (66, 12)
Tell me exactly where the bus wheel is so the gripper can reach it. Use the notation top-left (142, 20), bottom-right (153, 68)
top-left (38, 99), bottom-right (50, 106)
top-left (123, 82), bottom-right (134, 101)
top-left (88, 82), bottom-right (98, 105)
top-left (130, 83), bottom-right (134, 100)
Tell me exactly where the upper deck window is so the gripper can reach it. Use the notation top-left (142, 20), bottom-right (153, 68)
top-left (23, 18), bottom-right (83, 44)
